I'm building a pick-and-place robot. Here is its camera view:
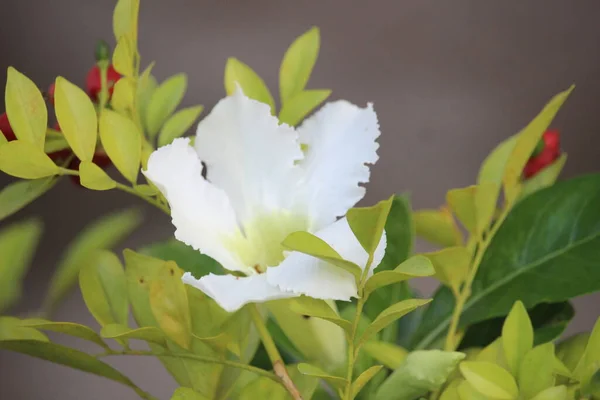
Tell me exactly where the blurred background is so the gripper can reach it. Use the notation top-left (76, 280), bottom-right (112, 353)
top-left (1, 0), bottom-right (599, 398)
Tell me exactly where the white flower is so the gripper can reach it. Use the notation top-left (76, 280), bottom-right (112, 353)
top-left (144, 89), bottom-right (385, 312)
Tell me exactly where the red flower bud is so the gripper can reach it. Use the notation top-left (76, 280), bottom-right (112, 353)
top-left (0, 112), bottom-right (16, 141)
top-left (523, 130), bottom-right (561, 179)
top-left (86, 64), bottom-right (121, 101)
top-left (47, 83), bottom-right (56, 106)
top-left (542, 129), bottom-right (560, 152)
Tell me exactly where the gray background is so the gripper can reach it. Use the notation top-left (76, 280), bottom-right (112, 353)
top-left (1, 0), bottom-right (599, 398)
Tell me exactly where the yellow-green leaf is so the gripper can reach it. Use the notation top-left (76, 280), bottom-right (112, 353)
top-left (414, 208), bottom-right (463, 247)
top-left (278, 89), bottom-right (330, 126)
top-left (459, 361), bottom-right (518, 400)
top-left (573, 317), bottom-right (600, 382)
top-left (556, 332), bottom-right (589, 372)
top-left (530, 386), bottom-right (568, 400)
top-left (518, 343), bottom-right (555, 399)
top-left (158, 105), bottom-right (204, 147)
top-left (224, 58), bottom-right (275, 112)
top-left (364, 255), bottom-right (434, 296)
top-left (519, 153), bottom-right (567, 200)
top-left (145, 73), bottom-right (187, 137)
top-left (457, 380), bottom-right (487, 400)
top-left (19, 319), bottom-right (108, 350)
top-left (0, 317), bottom-right (48, 341)
top-left (134, 184), bottom-right (158, 196)
top-left (5, 67), bottom-right (47, 149)
top-left (79, 161), bottom-right (116, 191)
top-left (99, 109), bottom-right (142, 183)
top-left (44, 135), bottom-right (70, 153)
top-left (446, 186), bottom-right (478, 233)
top-left (288, 296), bottom-right (352, 334)
top-left (279, 27), bottom-right (320, 104)
top-left (137, 63), bottom-right (157, 130)
top-left (171, 387), bottom-right (206, 400)
top-left (113, 36), bottom-right (135, 77)
top-left (0, 140), bottom-right (59, 179)
top-left (112, 0), bottom-right (139, 42)
top-left (439, 379), bottom-right (462, 400)
top-left (297, 363), bottom-right (347, 389)
top-left (54, 76), bottom-right (98, 161)
top-left (111, 77), bottom-right (135, 113)
top-left (0, 129), bottom-right (7, 145)
top-left (347, 196), bottom-right (394, 260)
top-left (503, 86), bottom-right (574, 203)
top-left (101, 323), bottom-right (166, 346)
top-left (0, 178), bottom-right (56, 222)
top-left (362, 341), bottom-right (408, 370)
top-left (425, 247), bottom-right (470, 294)
top-left (474, 182), bottom-right (500, 236)
top-left (352, 365), bottom-right (383, 399)
top-left (502, 300), bottom-right (533, 376)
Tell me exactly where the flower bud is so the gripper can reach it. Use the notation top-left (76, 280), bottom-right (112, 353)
top-left (86, 64), bottom-right (121, 101)
top-left (95, 40), bottom-right (111, 62)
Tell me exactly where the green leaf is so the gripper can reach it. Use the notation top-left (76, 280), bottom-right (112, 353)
top-left (518, 343), bottom-right (555, 399)
top-left (101, 324), bottom-right (166, 346)
top-left (279, 27), bottom-right (320, 104)
top-left (351, 365), bottom-right (383, 399)
top-left (289, 296), bottom-right (352, 334)
top-left (113, 36), bottom-right (135, 77)
top-left (358, 298), bottom-right (431, 348)
top-left (282, 231), bottom-right (362, 282)
top-left (224, 58), bottom-right (275, 112)
top-left (347, 196), bottom-right (393, 260)
top-left (573, 317), bottom-right (600, 382)
top-left (79, 161), bottom-right (116, 191)
top-left (171, 387), bottom-right (206, 400)
top-left (478, 134), bottom-right (517, 193)
top-left (44, 209), bottom-right (141, 313)
top-left (0, 219), bottom-right (42, 313)
top-left (44, 135), bottom-right (70, 153)
top-left (145, 73), bottom-right (187, 137)
top-left (238, 364), bottom-right (318, 400)
top-left (0, 129), bottom-right (6, 144)
top-left (439, 380), bottom-right (462, 400)
top-left (364, 255), bottom-right (434, 296)
top-left (413, 208), bottom-right (462, 247)
top-left (557, 332), bottom-right (589, 372)
top-left (99, 109), bottom-right (142, 183)
top-left (457, 381), bottom-right (487, 400)
top-left (375, 350), bottom-right (465, 400)
top-left (0, 340), bottom-right (147, 396)
top-left (158, 105), bottom-right (204, 147)
top-left (278, 89), bottom-right (331, 126)
top-left (19, 319), bottom-right (108, 350)
top-left (111, 77), bottom-right (135, 113)
top-left (503, 86), bottom-right (574, 202)
top-left (362, 341), bottom-right (408, 370)
top-left (519, 153), bottom-right (567, 200)
top-left (297, 362), bottom-right (347, 389)
top-left (54, 76), bottom-right (98, 161)
top-left (413, 174), bottom-right (600, 350)
top-left (139, 239), bottom-right (223, 278)
top-left (5, 67), bottom-right (47, 149)
top-left (79, 250), bottom-right (128, 327)
top-left (112, 0), bottom-right (139, 41)
top-left (0, 317), bottom-right (48, 341)
top-left (502, 300), bottom-right (533, 376)
top-left (134, 184), bottom-right (158, 196)
top-left (137, 63), bottom-right (158, 129)
top-left (425, 247), bottom-right (470, 294)
top-left (0, 140), bottom-right (59, 179)
top-left (447, 184), bottom-right (499, 236)
top-left (459, 361), bottom-right (518, 399)
top-left (530, 386), bottom-right (568, 400)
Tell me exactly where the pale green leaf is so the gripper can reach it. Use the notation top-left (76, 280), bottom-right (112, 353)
top-left (145, 73), bottom-right (187, 137)
top-left (171, 387), bottom-right (206, 400)
top-left (111, 77), bottom-right (135, 113)
top-left (446, 186), bottom-right (477, 233)
top-left (112, 0), bottom-right (139, 42)
top-left (113, 36), bottom-right (135, 77)
top-left (278, 89), bottom-right (330, 126)
top-left (351, 365), bottom-right (383, 399)
top-left (518, 343), bottom-right (555, 399)
top-left (502, 300), bottom-right (533, 376)
top-left (79, 161), bottom-right (116, 191)
top-left (362, 341), bottom-right (408, 370)
top-left (279, 27), bottom-right (320, 104)
top-left (238, 364), bottom-right (319, 400)
top-left (0, 178), bottom-right (57, 222)
top-left (44, 135), bottom-right (70, 153)
top-left (414, 208), bottom-right (463, 247)
top-left (19, 319), bottom-right (108, 350)
top-left (364, 255), bottom-right (434, 296)
top-left (134, 184), bottom-right (158, 196)
top-left (224, 58), bottom-right (275, 112)
top-left (425, 247), bottom-right (470, 294)
top-left (101, 323), bottom-right (166, 346)
top-left (297, 363), bottom-right (347, 389)
top-left (0, 140), bottom-right (59, 179)
top-left (573, 317), bottom-right (600, 382)
top-left (519, 153), bottom-right (567, 200)
top-left (439, 380), bottom-right (462, 400)
top-left (289, 296), bottom-right (352, 334)
top-left (0, 317), bottom-right (48, 341)
top-left (99, 109), bottom-right (142, 183)
top-left (54, 76), bottom-right (98, 161)
top-left (0, 129), bottom-right (7, 144)
top-left (459, 361), bottom-right (518, 400)
top-left (5, 67), bottom-right (47, 149)
top-left (158, 105), bottom-right (204, 147)
top-left (136, 63), bottom-right (157, 130)
top-left (530, 386), bottom-right (568, 400)
top-left (556, 332), bottom-right (589, 372)
top-left (457, 380), bottom-right (488, 400)
top-left (347, 196), bottom-right (394, 260)
top-left (474, 182), bottom-right (500, 236)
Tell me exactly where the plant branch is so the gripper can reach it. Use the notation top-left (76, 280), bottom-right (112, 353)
top-left (115, 183), bottom-right (170, 215)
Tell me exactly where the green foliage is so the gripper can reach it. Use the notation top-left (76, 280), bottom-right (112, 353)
top-left (18, 319), bottom-right (109, 350)
top-left (0, 140), bottom-right (59, 179)
top-left (501, 301), bottom-right (534, 376)
top-left (99, 109), bottom-right (142, 183)
top-left (289, 296), bottom-right (352, 334)
top-left (238, 364), bottom-right (319, 400)
top-left (139, 239), bottom-right (223, 278)
top-left (0, 317), bottom-right (48, 341)
top-left (363, 255), bottom-right (434, 296)
top-left (278, 89), bottom-right (331, 126)
top-left (413, 208), bottom-right (463, 247)
top-left (145, 73), bottom-right (188, 138)
top-left (346, 196), bottom-right (393, 262)
top-left (101, 324), bottom-right (166, 346)
top-left (297, 362), bottom-right (347, 389)
top-left (362, 341), bottom-right (408, 370)
top-left (225, 58), bottom-right (275, 112)
top-left (279, 27), bottom-right (320, 104)
top-left (459, 361), bottom-right (519, 399)
top-left (158, 105), bottom-right (204, 147)
top-left (425, 247), bottom-right (470, 295)
top-left (79, 161), bottom-right (117, 190)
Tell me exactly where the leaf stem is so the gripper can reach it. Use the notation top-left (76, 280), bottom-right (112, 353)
top-left (114, 183), bottom-right (171, 215)
top-left (343, 295), bottom-right (366, 400)
top-left (248, 304), bottom-right (303, 400)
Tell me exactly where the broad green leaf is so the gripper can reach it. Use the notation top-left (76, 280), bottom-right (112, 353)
top-left (519, 153), bottom-right (567, 200)
top-left (79, 161), bottom-right (116, 191)
top-left (99, 109), bottom-right (142, 183)
top-left (0, 317), bottom-right (48, 341)
top-left (478, 134), bottom-right (518, 188)
top-left (289, 296), bottom-right (352, 334)
top-left (413, 208), bottom-right (462, 247)
top-left (136, 63), bottom-right (158, 130)
top-left (474, 338), bottom-right (505, 365)
top-left (0, 140), bottom-right (59, 179)
top-left (146, 73), bottom-right (187, 137)
top-left (376, 350), bottom-right (465, 400)
top-left (439, 379), bottom-right (462, 400)
top-left (553, 356), bottom-right (572, 378)
top-left (224, 58), bottom-right (275, 112)
top-left (502, 300), bottom-right (533, 376)
top-left (5, 67), bottom-right (47, 149)
top-left (282, 231), bottom-right (362, 282)
top-left (278, 89), bottom-right (331, 126)
top-left (358, 298), bottom-right (431, 348)
top-left (457, 380), bottom-right (488, 400)
top-left (19, 319), bottom-right (108, 350)
top-left (113, 36), bottom-right (135, 77)
top-left (413, 174), bottom-right (600, 350)
top-left (158, 105), bottom-right (204, 147)
top-left (364, 255), bottom-right (434, 296)
top-left (0, 177), bottom-right (55, 221)
top-left (518, 343), bottom-right (555, 399)
top-left (0, 219), bottom-right (42, 313)
top-left (530, 386), bottom-right (568, 400)
top-left (238, 364), bottom-right (318, 400)
top-left (44, 209), bottom-right (141, 313)
top-left (0, 340), bottom-right (147, 396)
top-left (171, 387), bottom-right (206, 400)
top-left (446, 186), bottom-right (478, 233)
top-left (557, 332), bottom-right (589, 372)
top-left (279, 27), bottom-right (320, 104)
top-left (297, 363), bottom-right (347, 389)
top-left (134, 184), bottom-right (159, 196)
top-left (573, 317), bottom-right (600, 382)
top-left (140, 239), bottom-right (223, 278)
top-left (112, 0), bottom-right (139, 42)
top-left (79, 250), bottom-right (128, 327)
top-left (111, 77), bottom-right (135, 112)
top-left (459, 361), bottom-right (518, 399)
top-left (54, 76), bottom-right (98, 161)
top-left (0, 129), bottom-right (6, 144)
top-left (425, 247), bottom-right (470, 294)
top-left (362, 341), bottom-right (408, 370)
top-left (503, 86), bottom-right (574, 202)
top-left (101, 324), bottom-right (166, 346)
top-left (351, 365), bottom-right (383, 399)
top-left (347, 196), bottom-right (393, 260)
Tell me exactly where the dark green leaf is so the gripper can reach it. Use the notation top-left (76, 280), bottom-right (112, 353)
top-left (139, 239), bottom-right (223, 278)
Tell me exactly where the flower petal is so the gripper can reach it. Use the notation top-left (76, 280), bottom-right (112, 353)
top-left (295, 101), bottom-right (380, 230)
top-left (144, 138), bottom-right (248, 273)
top-left (267, 217), bottom-right (386, 301)
top-left (195, 88), bottom-right (304, 224)
top-left (182, 272), bottom-right (297, 313)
